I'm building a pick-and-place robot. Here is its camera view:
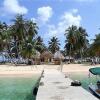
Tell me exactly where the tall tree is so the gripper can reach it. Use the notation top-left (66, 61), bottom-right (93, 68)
top-left (33, 36), bottom-right (46, 53)
top-left (64, 25), bottom-right (77, 62)
top-left (0, 22), bottom-right (11, 61)
top-left (48, 37), bottom-right (60, 54)
top-left (0, 22), bottom-right (10, 51)
top-left (25, 20), bottom-right (38, 40)
top-left (10, 14), bottom-right (26, 58)
top-left (64, 25), bottom-right (89, 62)
top-left (76, 27), bottom-right (89, 61)
top-left (90, 34), bottom-right (100, 56)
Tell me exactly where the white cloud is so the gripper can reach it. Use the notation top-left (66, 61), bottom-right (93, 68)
top-left (60, 10), bottom-right (81, 28)
top-left (47, 25), bottom-right (58, 37)
top-left (1, 0), bottom-right (28, 15)
top-left (45, 9), bottom-right (82, 38)
top-left (37, 6), bottom-right (53, 24)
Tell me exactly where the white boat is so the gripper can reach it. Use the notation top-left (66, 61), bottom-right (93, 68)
top-left (89, 67), bottom-right (100, 98)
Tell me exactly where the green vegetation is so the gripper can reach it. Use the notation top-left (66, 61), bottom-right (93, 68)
top-left (64, 25), bottom-right (89, 62)
top-left (0, 14), bottom-right (100, 64)
top-left (88, 34), bottom-right (100, 57)
top-left (0, 14), bottom-right (45, 64)
top-left (48, 37), bottom-right (60, 54)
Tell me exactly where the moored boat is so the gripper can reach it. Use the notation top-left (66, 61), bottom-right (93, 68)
top-left (89, 67), bottom-right (100, 98)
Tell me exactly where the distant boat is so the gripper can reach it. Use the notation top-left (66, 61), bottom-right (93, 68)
top-left (89, 67), bottom-right (100, 98)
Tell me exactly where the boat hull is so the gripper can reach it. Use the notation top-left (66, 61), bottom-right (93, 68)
top-left (89, 84), bottom-right (100, 98)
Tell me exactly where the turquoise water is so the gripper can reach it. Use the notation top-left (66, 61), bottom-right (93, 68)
top-left (0, 75), bottom-right (39, 100)
top-left (69, 72), bottom-right (100, 91)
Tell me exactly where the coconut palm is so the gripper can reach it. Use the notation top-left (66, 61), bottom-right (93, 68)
top-left (64, 25), bottom-right (77, 62)
top-left (10, 14), bottom-right (39, 59)
top-left (48, 37), bottom-right (60, 54)
top-left (11, 14), bottom-right (26, 42)
top-left (33, 36), bottom-right (46, 53)
top-left (25, 20), bottom-right (38, 40)
top-left (65, 25), bottom-right (89, 62)
top-left (10, 14), bottom-right (26, 58)
top-left (0, 22), bottom-right (11, 62)
top-left (21, 42), bottom-right (36, 64)
top-left (75, 27), bottom-right (89, 62)
top-left (0, 22), bottom-right (4, 51)
top-left (91, 34), bottom-right (100, 56)
top-left (0, 22), bottom-right (10, 51)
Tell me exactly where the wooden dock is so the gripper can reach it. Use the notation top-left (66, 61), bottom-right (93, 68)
top-left (36, 69), bottom-right (98, 100)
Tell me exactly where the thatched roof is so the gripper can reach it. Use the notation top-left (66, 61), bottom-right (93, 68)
top-left (40, 51), bottom-right (53, 58)
top-left (54, 51), bottom-right (64, 59)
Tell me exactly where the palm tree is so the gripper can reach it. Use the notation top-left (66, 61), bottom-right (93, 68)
top-left (10, 14), bottom-right (38, 60)
top-left (21, 42), bottom-right (36, 64)
top-left (64, 25), bottom-right (77, 62)
top-left (48, 37), bottom-right (60, 54)
top-left (91, 34), bottom-right (100, 56)
top-left (21, 36), bottom-right (45, 64)
top-left (10, 14), bottom-right (26, 58)
top-left (0, 22), bottom-right (10, 62)
top-left (25, 20), bottom-right (38, 40)
top-left (33, 36), bottom-right (46, 53)
top-left (76, 27), bottom-right (89, 62)
top-left (11, 14), bottom-right (26, 41)
top-left (65, 25), bottom-right (89, 63)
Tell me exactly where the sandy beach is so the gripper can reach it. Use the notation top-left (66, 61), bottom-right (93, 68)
top-left (0, 64), bottom-right (100, 77)
top-left (42, 64), bottom-right (100, 73)
top-left (0, 65), bottom-right (44, 77)
top-left (62, 64), bottom-right (100, 73)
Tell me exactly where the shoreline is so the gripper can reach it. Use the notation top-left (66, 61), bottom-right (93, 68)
top-left (0, 65), bottom-right (44, 77)
top-left (0, 64), bottom-right (99, 77)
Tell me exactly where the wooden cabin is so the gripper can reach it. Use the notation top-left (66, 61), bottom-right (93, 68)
top-left (40, 51), bottom-right (53, 63)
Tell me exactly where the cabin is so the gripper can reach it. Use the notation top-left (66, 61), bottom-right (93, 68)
top-left (40, 51), bottom-right (53, 63)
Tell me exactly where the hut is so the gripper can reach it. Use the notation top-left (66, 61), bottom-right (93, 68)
top-left (54, 51), bottom-right (64, 65)
top-left (40, 51), bottom-right (53, 63)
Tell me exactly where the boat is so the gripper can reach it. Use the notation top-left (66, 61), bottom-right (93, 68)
top-left (89, 67), bottom-right (100, 98)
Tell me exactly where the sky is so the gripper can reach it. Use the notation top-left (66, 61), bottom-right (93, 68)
top-left (0, 0), bottom-right (100, 50)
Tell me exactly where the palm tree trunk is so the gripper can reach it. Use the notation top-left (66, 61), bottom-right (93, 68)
top-left (69, 45), bottom-right (71, 63)
top-left (80, 48), bottom-right (83, 63)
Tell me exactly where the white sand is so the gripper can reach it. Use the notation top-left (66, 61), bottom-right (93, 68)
top-left (62, 64), bottom-right (100, 73)
top-left (42, 64), bottom-right (100, 73)
top-left (0, 65), bottom-right (44, 77)
top-left (0, 64), bottom-right (100, 77)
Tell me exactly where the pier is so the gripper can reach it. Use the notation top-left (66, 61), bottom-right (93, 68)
top-left (36, 69), bottom-right (98, 100)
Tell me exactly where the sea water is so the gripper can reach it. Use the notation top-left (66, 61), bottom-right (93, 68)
top-left (69, 72), bottom-right (100, 91)
top-left (0, 75), bottom-right (39, 100)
